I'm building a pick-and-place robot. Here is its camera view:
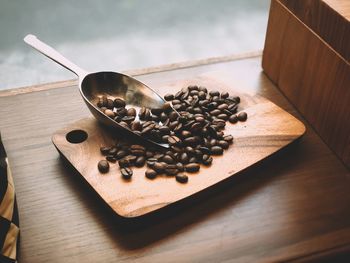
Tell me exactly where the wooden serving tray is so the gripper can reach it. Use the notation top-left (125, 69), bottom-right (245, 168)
top-left (52, 75), bottom-right (305, 218)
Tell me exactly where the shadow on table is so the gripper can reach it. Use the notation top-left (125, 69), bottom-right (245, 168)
top-left (57, 135), bottom-right (305, 251)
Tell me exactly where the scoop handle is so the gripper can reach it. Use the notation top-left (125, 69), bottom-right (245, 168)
top-left (24, 34), bottom-right (87, 78)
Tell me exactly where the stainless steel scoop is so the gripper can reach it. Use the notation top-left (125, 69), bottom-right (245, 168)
top-left (24, 34), bottom-right (172, 148)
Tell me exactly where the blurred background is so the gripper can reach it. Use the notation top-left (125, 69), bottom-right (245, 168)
top-left (0, 0), bottom-right (269, 90)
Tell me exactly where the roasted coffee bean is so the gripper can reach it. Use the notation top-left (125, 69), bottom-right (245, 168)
top-left (146, 158), bottom-right (157, 168)
top-left (229, 114), bottom-right (238, 123)
top-left (188, 85), bottom-right (198, 91)
top-left (210, 109), bottom-right (221, 116)
top-left (118, 158), bottom-right (130, 167)
top-left (176, 162), bottom-right (184, 172)
top-left (221, 92), bottom-right (229, 99)
top-left (145, 169), bottom-right (157, 179)
top-left (159, 125), bottom-right (170, 135)
top-left (127, 108), bottom-right (137, 117)
top-left (168, 135), bottom-right (181, 146)
top-left (189, 122), bottom-right (201, 133)
top-left (217, 103), bottom-right (228, 110)
top-left (104, 109), bottom-right (115, 118)
top-left (114, 97), bottom-right (126, 108)
top-left (163, 155), bottom-right (175, 164)
top-left (209, 90), bottom-right (220, 97)
top-left (162, 102), bottom-right (172, 112)
top-left (106, 155), bottom-right (117, 163)
top-left (223, 135), bottom-right (234, 143)
top-left (217, 113), bottom-right (228, 120)
top-left (176, 174), bottom-right (188, 183)
top-left (185, 146), bottom-right (195, 154)
top-left (100, 146), bottom-right (111, 155)
top-left (135, 156), bottom-right (146, 167)
top-left (198, 86), bottom-right (207, 93)
top-left (168, 111), bottom-right (178, 122)
top-left (145, 151), bottom-right (154, 158)
top-left (171, 99), bottom-right (181, 105)
top-left (125, 155), bottom-right (137, 164)
top-left (117, 107), bottom-right (128, 117)
top-left (131, 121), bottom-right (142, 131)
top-left (116, 150), bottom-right (127, 159)
top-left (165, 168), bottom-right (178, 176)
top-left (218, 140), bottom-right (229, 149)
top-left (121, 167), bottom-right (133, 179)
top-left (141, 123), bottom-right (156, 135)
top-left (185, 163), bottom-right (200, 172)
top-left (198, 146), bottom-right (211, 154)
top-left (106, 99), bottom-right (114, 109)
top-left (151, 107), bottom-right (163, 115)
top-left (153, 162), bottom-right (166, 173)
top-left (184, 136), bottom-right (199, 146)
top-left (228, 103), bottom-right (238, 113)
top-left (97, 97), bottom-right (104, 107)
top-left (232, 96), bottom-right (240, 103)
top-left (164, 94), bottom-right (174, 101)
top-left (211, 146), bottom-right (223, 155)
top-left (180, 152), bottom-right (189, 164)
top-left (122, 116), bottom-right (135, 122)
top-left (202, 155), bottom-right (213, 166)
top-left (98, 160), bottom-right (109, 173)
top-left (108, 147), bottom-right (118, 155)
top-left (237, 112), bottom-right (248, 121)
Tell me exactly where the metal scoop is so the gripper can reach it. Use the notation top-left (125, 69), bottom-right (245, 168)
top-left (24, 34), bottom-right (173, 148)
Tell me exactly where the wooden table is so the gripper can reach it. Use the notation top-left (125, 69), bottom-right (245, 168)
top-left (0, 53), bottom-right (349, 262)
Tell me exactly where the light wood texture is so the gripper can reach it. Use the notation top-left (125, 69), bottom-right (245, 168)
top-left (0, 56), bottom-right (349, 262)
top-left (262, 0), bottom-right (350, 168)
top-left (52, 76), bottom-right (305, 217)
top-left (280, 0), bottom-right (350, 62)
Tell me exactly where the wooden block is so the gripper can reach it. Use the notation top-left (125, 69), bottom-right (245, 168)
top-left (52, 76), bottom-right (305, 218)
top-left (262, 0), bottom-right (350, 168)
top-left (280, 0), bottom-right (350, 62)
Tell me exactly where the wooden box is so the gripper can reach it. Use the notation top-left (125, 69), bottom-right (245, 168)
top-left (262, 0), bottom-right (350, 168)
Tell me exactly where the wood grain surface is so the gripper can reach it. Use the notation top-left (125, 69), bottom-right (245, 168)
top-left (0, 56), bottom-right (349, 262)
top-left (280, 0), bottom-right (350, 62)
top-left (52, 76), bottom-right (305, 217)
top-left (263, 0), bottom-right (350, 168)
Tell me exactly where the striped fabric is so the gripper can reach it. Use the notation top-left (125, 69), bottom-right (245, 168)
top-left (0, 133), bottom-right (19, 263)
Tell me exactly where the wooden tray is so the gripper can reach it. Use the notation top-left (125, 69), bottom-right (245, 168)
top-left (52, 76), bottom-right (305, 218)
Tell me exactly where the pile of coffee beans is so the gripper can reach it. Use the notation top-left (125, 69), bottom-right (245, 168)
top-left (97, 85), bottom-right (247, 183)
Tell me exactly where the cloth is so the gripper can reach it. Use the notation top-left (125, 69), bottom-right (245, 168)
top-left (0, 133), bottom-right (19, 263)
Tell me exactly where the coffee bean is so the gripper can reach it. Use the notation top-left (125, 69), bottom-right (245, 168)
top-left (100, 146), bottom-right (111, 155)
top-left (122, 116), bottom-right (135, 122)
top-left (176, 162), bottom-right (184, 172)
top-left (118, 158), bottom-right (130, 167)
top-left (121, 167), bottom-right (133, 179)
top-left (131, 121), bottom-right (142, 131)
top-left (168, 135), bottom-right (181, 146)
top-left (104, 109), bottom-right (115, 118)
top-left (162, 102), bottom-right (172, 112)
top-left (164, 94), bottom-right (174, 101)
top-left (151, 107), bottom-right (163, 115)
top-left (221, 92), bottom-right (229, 99)
top-left (127, 108), bottom-right (136, 117)
top-left (218, 140), bottom-right (229, 149)
top-left (209, 90), bottom-right (220, 97)
top-left (106, 155), bottom-right (117, 163)
top-left (223, 135), bottom-right (234, 143)
top-left (114, 97), bottom-right (126, 108)
top-left (116, 150), bottom-right (127, 159)
top-left (185, 163), bottom-right (200, 173)
top-left (176, 174), bottom-right (188, 183)
top-left (211, 146), bottom-right (223, 155)
top-left (217, 103), bottom-right (228, 110)
top-left (210, 109), bottom-right (221, 116)
top-left (202, 155), bottom-right (213, 166)
top-left (98, 160), bottom-right (109, 173)
top-left (237, 112), bottom-right (248, 121)
top-left (135, 156), bottom-right (146, 167)
top-left (180, 152), bottom-right (189, 164)
top-left (153, 162), bottom-right (166, 173)
top-left (145, 169), bottom-right (157, 179)
top-left (217, 114), bottom-right (228, 120)
top-left (229, 114), bottom-right (238, 123)
top-left (163, 155), bottom-right (175, 164)
top-left (184, 136), bottom-right (199, 146)
top-left (165, 168), bottom-right (178, 176)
